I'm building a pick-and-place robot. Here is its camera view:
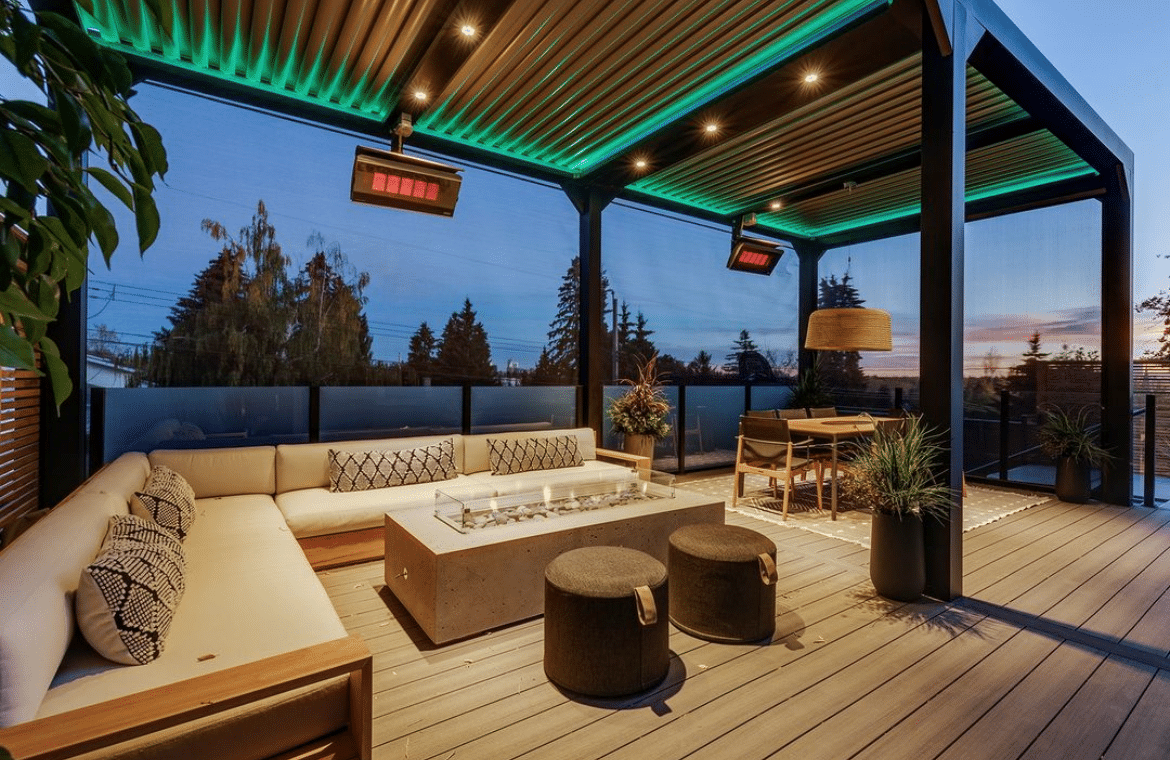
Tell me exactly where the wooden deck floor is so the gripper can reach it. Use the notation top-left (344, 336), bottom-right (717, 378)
top-left (319, 489), bottom-right (1170, 760)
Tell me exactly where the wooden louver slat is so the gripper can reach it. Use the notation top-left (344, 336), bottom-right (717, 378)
top-left (0, 362), bottom-right (40, 549)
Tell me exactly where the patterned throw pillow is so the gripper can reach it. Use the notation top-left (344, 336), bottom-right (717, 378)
top-left (328, 440), bottom-right (456, 493)
top-left (488, 435), bottom-right (584, 475)
top-left (131, 465), bottom-right (196, 541)
top-left (76, 515), bottom-right (186, 665)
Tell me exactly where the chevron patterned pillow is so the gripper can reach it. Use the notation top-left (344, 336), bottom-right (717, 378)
top-left (487, 435), bottom-right (584, 475)
top-left (131, 465), bottom-right (196, 541)
top-left (76, 515), bottom-right (186, 665)
top-left (328, 440), bottom-right (457, 493)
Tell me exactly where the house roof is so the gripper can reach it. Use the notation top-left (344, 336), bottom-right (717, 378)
top-left (69, 0), bottom-right (1131, 246)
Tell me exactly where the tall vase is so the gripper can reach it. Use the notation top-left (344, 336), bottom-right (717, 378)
top-left (1054, 457), bottom-right (1091, 503)
top-left (869, 511), bottom-right (925, 601)
top-left (623, 433), bottom-right (655, 468)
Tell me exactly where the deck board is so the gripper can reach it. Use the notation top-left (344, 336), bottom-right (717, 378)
top-left (320, 486), bottom-right (1170, 760)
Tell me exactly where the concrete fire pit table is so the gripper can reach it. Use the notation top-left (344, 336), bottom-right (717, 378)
top-left (383, 479), bottom-right (723, 644)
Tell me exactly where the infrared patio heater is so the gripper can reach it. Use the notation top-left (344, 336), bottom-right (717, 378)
top-left (726, 215), bottom-right (789, 275)
top-left (350, 115), bottom-right (463, 216)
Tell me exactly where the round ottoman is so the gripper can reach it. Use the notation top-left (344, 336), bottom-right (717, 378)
top-left (668, 523), bottom-right (778, 642)
top-left (543, 546), bottom-right (670, 697)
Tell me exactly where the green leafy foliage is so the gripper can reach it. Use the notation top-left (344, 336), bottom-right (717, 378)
top-left (608, 355), bottom-right (672, 439)
top-left (1037, 405), bottom-right (1111, 466)
top-left (843, 415), bottom-right (953, 518)
top-left (0, 0), bottom-right (166, 406)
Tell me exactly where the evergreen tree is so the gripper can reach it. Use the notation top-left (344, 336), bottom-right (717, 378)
top-left (436, 299), bottom-right (495, 383)
top-left (1008, 331), bottom-right (1048, 409)
top-left (619, 310), bottom-right (657, 378)
top-left (140, 202), bottom-right (373, 387)
top-left (545, 257), bottom-right (610, 383)
top-left (406, 322), bottom-right (437, 384)
top-left (688, 350), bottom-right (714, 382)
top-left (723, 329), bottom-right (760, 374)
top-left (815, 268), bottom-right (867, 389)
top-left (288, 234), bottom-right (372, 385)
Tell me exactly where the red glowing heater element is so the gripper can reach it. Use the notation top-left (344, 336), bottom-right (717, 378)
top-left (727, 235), bottom-right (785, 275)
top-left (350, 146), bottom-right (463, 216)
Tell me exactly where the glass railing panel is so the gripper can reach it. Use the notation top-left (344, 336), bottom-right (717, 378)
top-left (319, 386), bottom-right (462, 442)
top-left (683, 386), bottom-right (744, 469)
top-left (750, 384), bottom-right (794, 412)
top-left (100, 387), bottom-right (309, 463)
top-left (469, 386), bottom-right (577, 433)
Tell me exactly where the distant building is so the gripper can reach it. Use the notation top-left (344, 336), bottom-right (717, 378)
top-left (87, 356), bottom-right (133, 388)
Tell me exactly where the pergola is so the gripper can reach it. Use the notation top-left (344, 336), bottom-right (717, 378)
top-left (43, 0), bottom-right (1133, 599)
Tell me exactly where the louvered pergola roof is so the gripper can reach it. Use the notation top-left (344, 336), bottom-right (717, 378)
top-left (67, 0), bottom-right (1131, 247)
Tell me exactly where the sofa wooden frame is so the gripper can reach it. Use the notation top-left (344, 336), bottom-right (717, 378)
top-left (0, 634), bottom-right (373, 760)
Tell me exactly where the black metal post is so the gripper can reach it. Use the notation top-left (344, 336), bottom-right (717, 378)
top-left (745, 384), bottom-right (753, 415)
top-left (462, 383), bottom-right (472, 435)
top-left (795, 245), bottom-right (823, 380)
top-left (309, 386), bottom-right (320, 443)
top-left (1146, 394), bottom-right (1156, 508)
top-left (999, 390), bottom-right (1010, 482)
top-left (894, 387), bottom-right (903, 411)
top-left (89, 387), bottom-right (106, 473)
top-left (1100, 174), bottom-right (1134, 505)
top-left (677, 384), bottom-right (688, 474)
top-left (918, 4), bottom-right (969, 601)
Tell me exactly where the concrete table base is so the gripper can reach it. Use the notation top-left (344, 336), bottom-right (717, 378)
top-left (383, 486), bottom-right (723, 644)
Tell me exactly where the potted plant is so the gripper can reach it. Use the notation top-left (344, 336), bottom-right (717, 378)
top-left (1037, 405), bottom-right (1110, 503)
top-left (786, 364), bottom-right (833, 412)
top-left (608, 355), bottom-right (672, 463)
top-left (844, 415), bottom-right (952, 601)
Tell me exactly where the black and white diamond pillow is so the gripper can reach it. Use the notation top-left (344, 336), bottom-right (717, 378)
top-left (488, 435), bottom-right (583, 475)
top-left (76, 515), bottom-right (186, 665)
top-left (131, 465), bottom-right (196, 541)
top-left (328, 440), bottom-right (456, 493)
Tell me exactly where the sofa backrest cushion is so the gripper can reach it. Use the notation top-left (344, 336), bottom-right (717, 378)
top-left (149, 446), bottom-right (276, 498)
top-left (0, 452), bottom-right (147, 727)
top-left (463, 428), bottom-right (597, 475)
top-left (276, 435), bottom-right (462, 493)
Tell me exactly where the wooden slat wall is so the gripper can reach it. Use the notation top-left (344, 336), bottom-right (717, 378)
top-left (0, 364), bottom-right (40, 547)
top-left (1135, 360), bottom-right (1170, 478)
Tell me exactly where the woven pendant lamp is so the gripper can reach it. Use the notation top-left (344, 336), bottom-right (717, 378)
top-left (804, 308), bottom-right (892, 351)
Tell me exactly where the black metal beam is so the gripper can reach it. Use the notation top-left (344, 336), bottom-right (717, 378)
top-left (40, 279), bottom-right (88, 508)
top-left (1099, 167), bottom-right (1133, 505)
top-left (918, 2), bottom-right (968, 601)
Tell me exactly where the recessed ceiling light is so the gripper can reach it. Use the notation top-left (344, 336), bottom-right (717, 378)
top-left (460, 24), bottom-right (476, 37)
top-left (413, 89), bottom-right (428, 101)
top-left (769, 200), bottom-right (782, 210)
top-left (803, 72), bottom-right (820, 84)
top-left (634, 159), bottom-right (648, 169)
top-left (705, 123), bottom-right (719, 133)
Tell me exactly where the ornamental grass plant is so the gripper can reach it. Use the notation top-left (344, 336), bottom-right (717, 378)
top-left (1036, 405), bottom-right (1110, 466)
top-left (844, 414), bottom-right (952, 518)
top-left (608, 355), bottom-right (672, 440)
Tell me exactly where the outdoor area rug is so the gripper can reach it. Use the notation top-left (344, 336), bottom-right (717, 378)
top-left (680, 472), bottom-right (1050, 548)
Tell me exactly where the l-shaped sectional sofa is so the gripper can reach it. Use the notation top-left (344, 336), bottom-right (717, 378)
top-left (0, 427), bottom-right (646, 760)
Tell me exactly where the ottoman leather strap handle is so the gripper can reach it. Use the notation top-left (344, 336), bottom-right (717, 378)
top-left (758, 553), bottom-right (778, 586)
top-left (634, 585), bottom-right (657, 626)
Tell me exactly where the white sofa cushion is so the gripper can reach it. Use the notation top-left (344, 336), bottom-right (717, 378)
top-left (0, 455), bottom-right (144, 728)
top-left (76, 515), bottom-right (186, 665)
top-left (40, 493), bottom-right (347, 719)
top-left (464, 428), bottom-right (596, 474)
top-left (149, 446), bottom-right (276, 498)
top-left (276, 435), bottom-right (462, 493)
top-left (328, 440), bottom-right (456, 492)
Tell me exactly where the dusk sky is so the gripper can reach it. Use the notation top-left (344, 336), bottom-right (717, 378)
top-left (3, 0), bottom-right (1165, 379)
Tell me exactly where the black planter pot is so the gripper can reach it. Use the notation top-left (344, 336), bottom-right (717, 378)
top-left (869, 511), bottom-right (925, 602)
top-left (1054, 457), bottom-right (1092, 503)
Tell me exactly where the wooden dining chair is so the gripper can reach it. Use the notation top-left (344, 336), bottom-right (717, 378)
top-left (732, 416), bottom-right (822, 519)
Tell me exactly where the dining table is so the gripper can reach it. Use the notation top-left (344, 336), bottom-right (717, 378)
top-left (786, 415), bottom-right (896, 520)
